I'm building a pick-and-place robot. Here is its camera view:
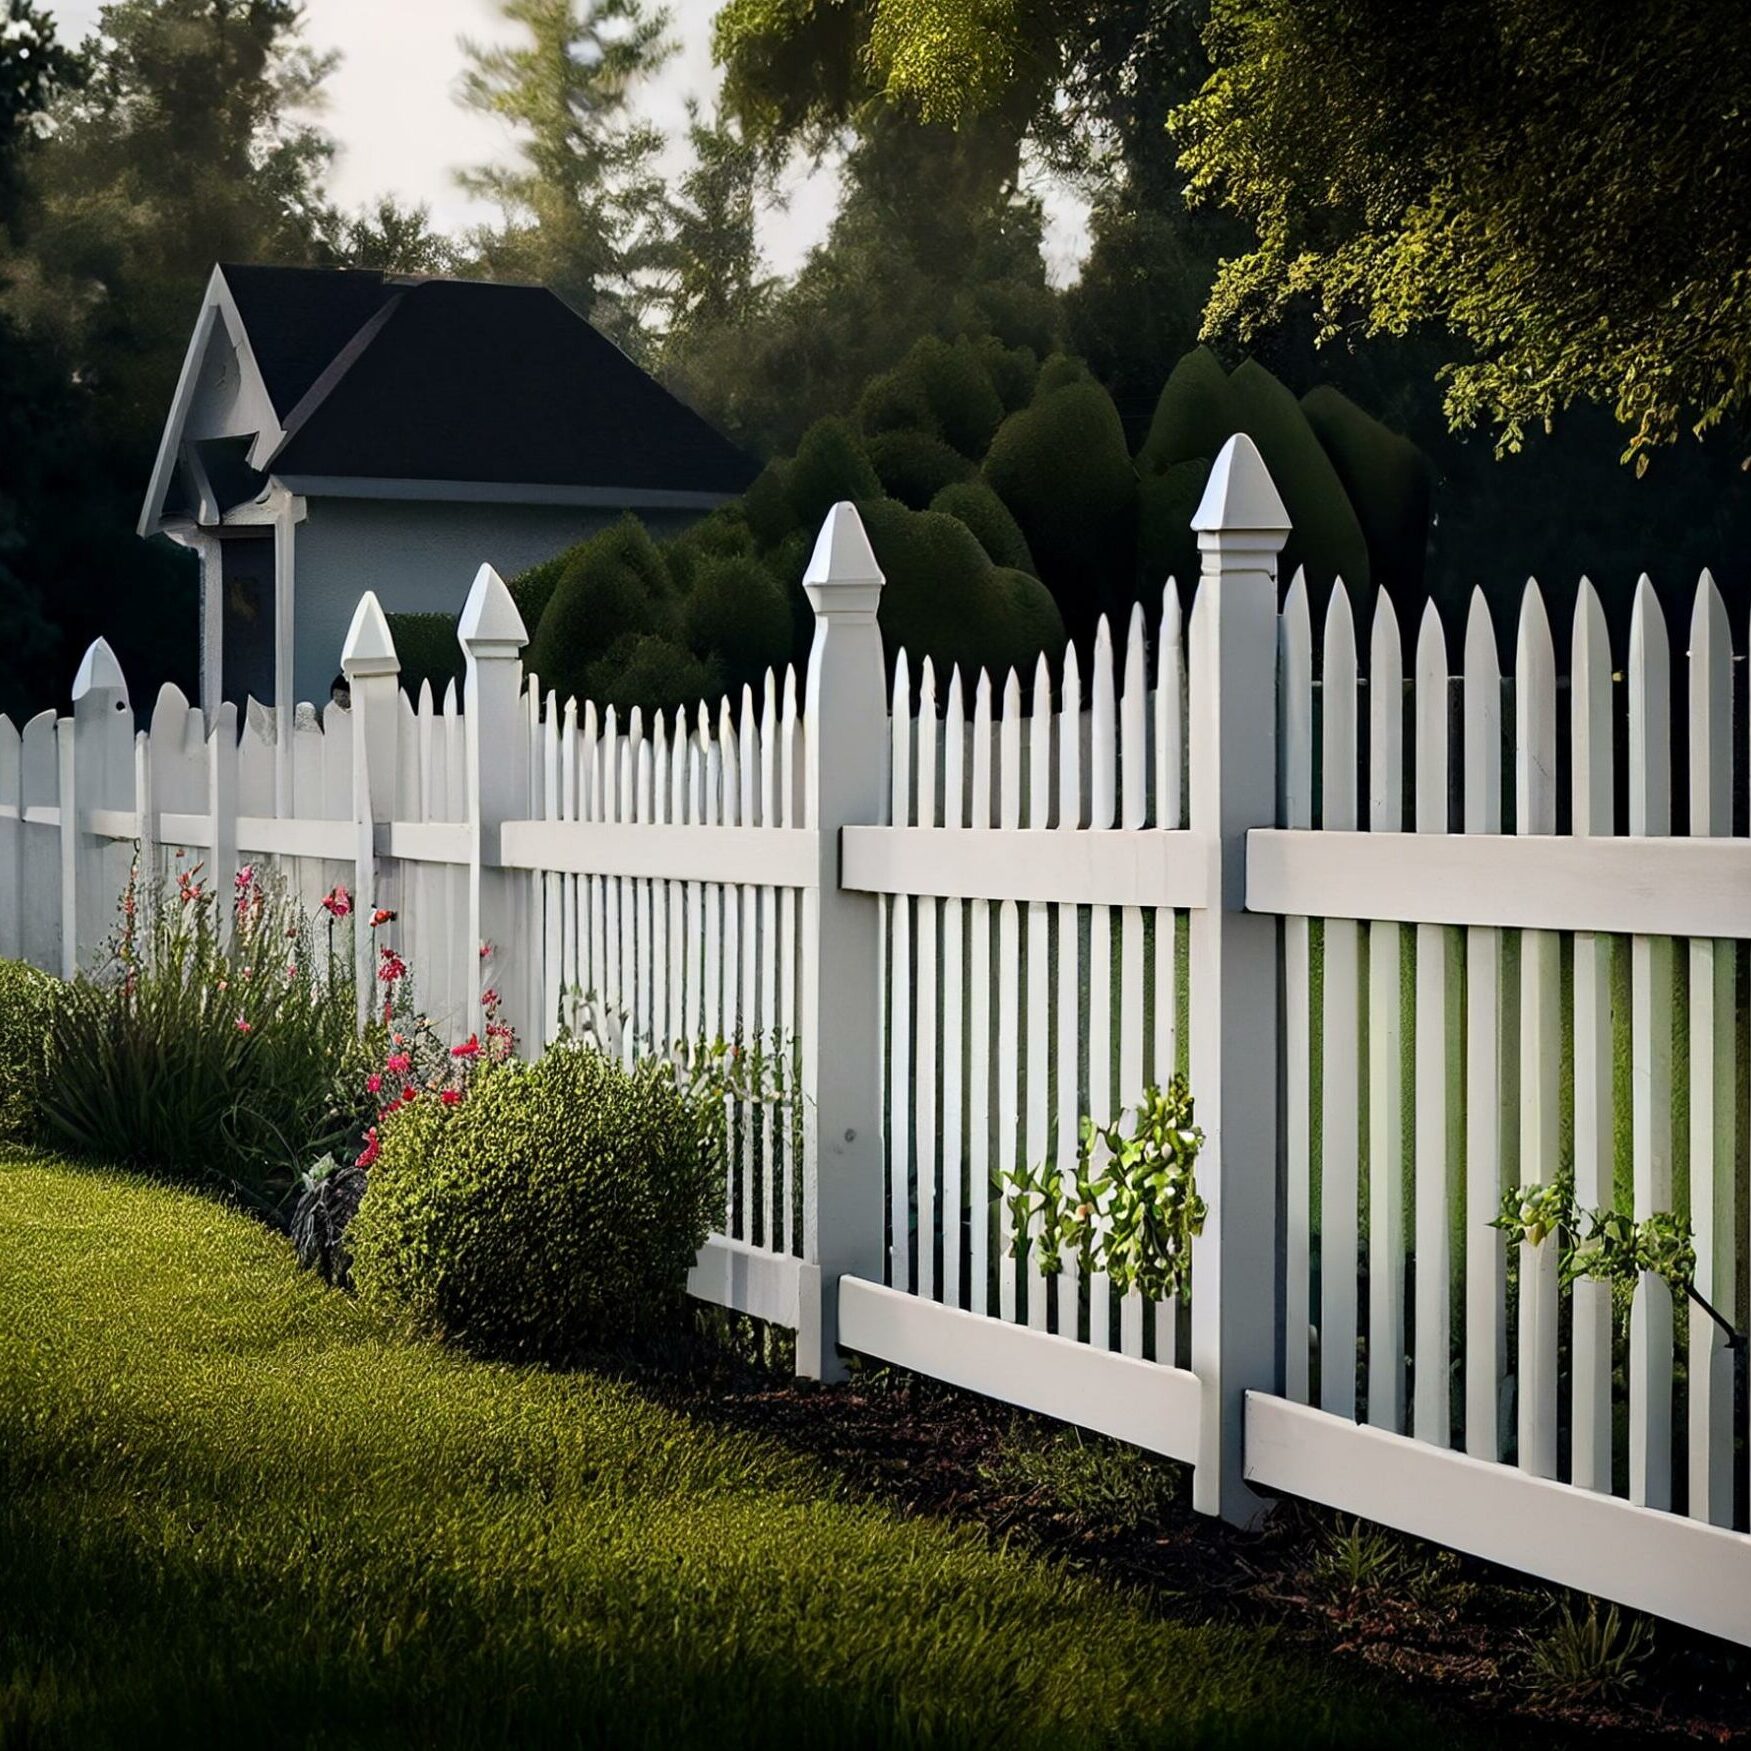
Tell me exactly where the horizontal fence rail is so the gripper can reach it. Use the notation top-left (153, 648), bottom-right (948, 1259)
top-left (3, 437), bottom-right (1747, 1645)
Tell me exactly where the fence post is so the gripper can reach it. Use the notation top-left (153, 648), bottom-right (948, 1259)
top-left (342, 592), bottom-right (402, 1028)
top-left (459, 565), bottom-right (529, 1048)
top-left (66, 639), bottom-right (134, 979)
top-left (0, 715), bottom-right (19, 963)
top-left (1187, 434), bottom-right (1290, 1524)
top-left (796, 502), bottom-right (888, 1380)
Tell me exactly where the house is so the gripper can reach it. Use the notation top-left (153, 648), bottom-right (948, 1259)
top-left (139, 262), bottom-right (757, 744)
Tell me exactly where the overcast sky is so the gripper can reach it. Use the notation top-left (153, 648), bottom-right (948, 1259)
top-left (40, 0), bottom-right (1089, 283)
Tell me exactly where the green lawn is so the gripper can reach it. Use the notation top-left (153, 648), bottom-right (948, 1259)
top-left (0, 1155), bottom-right (1488, 1750)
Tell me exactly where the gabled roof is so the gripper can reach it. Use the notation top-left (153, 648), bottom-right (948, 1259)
top-left (141, 265), bottom-right (758, 533)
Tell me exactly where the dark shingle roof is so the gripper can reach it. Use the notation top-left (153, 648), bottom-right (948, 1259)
top-left (218, 265), bottom-right (757, 498)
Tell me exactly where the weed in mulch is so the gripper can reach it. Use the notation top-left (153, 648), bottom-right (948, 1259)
top-left (626, 1318), bottom-right (1751, 1747)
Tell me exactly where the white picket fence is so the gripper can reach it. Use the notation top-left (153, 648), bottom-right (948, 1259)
top-left (2, 435), bottom-right (1748, 1646)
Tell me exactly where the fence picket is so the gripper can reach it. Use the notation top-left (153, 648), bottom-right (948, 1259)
top-left (778, 672), bottom-right (800, 1255)
top-left (1280, 575), bottom-right (1314, 1403)
top-left (1055, 643), bottom-right (1083, 1340)
top-left (997, 666), bottom-right (1023, 1327)
top-left (916, 659), bottom-right (941, 1302)
top-left (1320, 580), bottom-right (1360, 1420)
top-left (1627, 576), bottom-right (1674, 1511)
top-left (1087, 619), bottom-right (1116, 1351)
top-left (1569, 579), bottom-right (1615, 1494)
top-left (968, 669), bottom-right (993, 1318)
top-left (1154, 582), bottom-right (1184, 1366)
top-left (1687, 572), bottom-right (1734, 1526)
top-left (941, 666), bottom-right (966, 1305)
top-left (1462, 590), bottom-right (1506, 1462)
top-left (1026, 653), bottom-right (1052, 1333)
top-left (1514, 582), bottom-right (1560, 1481)
top-left (1367, 592), bottom-right (1405, 1432)
top-left (1118, 606), bottom-right (1149, 1357)
top-left (889, 652), bottom-right (913, 1290)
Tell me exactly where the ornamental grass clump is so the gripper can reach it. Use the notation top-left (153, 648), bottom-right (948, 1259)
top-left (349, 1042), bottom-right (714, 1362)
top-left (38, 859), bottom-right (372, 1212)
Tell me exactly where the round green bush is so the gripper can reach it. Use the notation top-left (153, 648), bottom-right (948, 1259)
top-left (786, 417), bottom-right (882, 535)
top-left (1137, 346), bottom-right (1234, 476)
top-left (684, 555), bottom-right (794, 696)
top-left (741, 458), bottom-right (800, 549)
top-left (383, 611), bottom-right (464, 705)
top-left (1032, 353), bottom-right (1092, 398)
top-left (1136, 457), bottom-right (1210, 596)
top-left (509, 544), bottom-right (581, 636)
top-left (988, 567), bottom-right (1067, 673)
top-left (868, 430), bottom-right (974, 510)
top-left (929, 479), bottom-right (1037, 574)
top-left (664, 506), bottom-right (756, 595)
top-left (857, 365), bottom-right (937, 441)
top-left (582, 633), bottom-right (722, 722)
top-left (1301, 385), bottom-right (1432, 593)
top-left (350, 1047), bottom-right (714, 1361)
top-left (974, 336), bottom-right (1039, 414)
top-left (911, 336), bottom-right (1005, 459)
top-left (983, 379), bottom-right (1138, 642)
top-left (0, 959), bottom-right (55, 1145)
top-left (525, 518), bottom-right (677, 704)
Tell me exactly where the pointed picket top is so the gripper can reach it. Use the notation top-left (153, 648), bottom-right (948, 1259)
top-left (1515, 580), bottom-right (1558, 835)
top-left (803, 500), bottom-right (885, 614)
top-left (458, 562), bottom-right (528, 652)
top-left (338, 590), bottom-right (398, 679)
top-left (1280, 570), bottom-right (1313, 828)
top-left (1570, 579), bottom-right (1612, 836)
top-left (151, 679), bottom-right (190, 723)
top-left (1462, 588), bottom-right (1502, 834)
top-left (1689, 569), bottom-right (1731, 834)
top-left (1322, 579), bottom-right (1358, 832)
top-left (1369, 593), bottom-right (1403, 833)
top-left (1191, 432), bottom-right (1291, 544)
top-left (1628, 574), bottom-right (1670, 838)
top-left (72, 636), bottom-right (128, 706)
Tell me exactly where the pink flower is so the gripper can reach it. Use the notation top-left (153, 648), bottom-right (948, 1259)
top-left (440, 1088), bottom-right (463, 1107)
top-left (370, 907), bottom-right (396, 928)
top-left (479, 941), bottom-right (492, 960)
top-left (321, 885), bottom-right (352, 919)
top-left (355, 1128), bottom-right (380, 1169)
top-left (377, 947), bottom-right (407, 983)
top-left (365, 1074), bottom-right (382, 1095)
top-left (235, 1016), bottom-right (251, 1033)
top-left (284, 963), bottom-right (298, 981)
top-left (451, 1035), bottom-right (480, 1059)
top-left (384, 1053), bottom-right (411, 1075)
top-left (480, 988), bottom-right (500, 1010)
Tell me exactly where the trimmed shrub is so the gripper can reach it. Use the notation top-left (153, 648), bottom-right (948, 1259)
top-left (0, 959), bottom-right (55, 1144)
top-left (684, 555), bottom-right (795, 697)
top-left (1136, 346), bottom-right (1234, 476)
top-left (664, 506), bottom-right (756, 595)
top-left (1227, 360), bottom-right (1370, 595)
top-left (742, 458), bottom-right (800, 548)
top-left (582, 633), bottom-right (721, 721)
top-left (868, 430), bottom-right (974, 510)
top-left (1137, 457), bottom-right (1209, 598)
top-left (858, 499), bottom-right (1064, 682)
top-left (1033, 353), bottom-right (1092, 398)
top-left (857, 365), bottom-right (937, 441)
top-left (526, 518), bottom-right (677, 704)
top-left (787, 417), bottom-right (882, 535)
top-left (975, 336), bottom-right (1039, 414)
top-left (1302, 385), bottom-right (1432, 593)
top-left (349, 1045), bottom-right (714, 1360)
top-left (929, 479), bottom-right (1037, 574)
top-left (983, 380), bottom-right (1138, 641)
top-left (912, 336), bottom-right (1005, 459)
top-left (384, 611), bottom-right (464, 705)
top-left (509, 544), bottom-right (582, 635)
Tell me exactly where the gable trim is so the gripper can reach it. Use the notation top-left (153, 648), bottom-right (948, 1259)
top-left (273, 475), bottom-right (739, 512)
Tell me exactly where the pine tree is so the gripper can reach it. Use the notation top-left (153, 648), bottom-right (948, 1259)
top-left (458, 0), bottom-right (674, 354)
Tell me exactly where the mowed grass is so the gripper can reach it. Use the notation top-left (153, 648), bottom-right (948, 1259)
top-left (0, 1157), bottom-right (1486, 1751)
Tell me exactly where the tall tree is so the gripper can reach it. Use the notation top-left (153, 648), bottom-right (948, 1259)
top-left (660, 101), bottom-right (770, 342)
top-left (458, 0), bottom-right (674, 354)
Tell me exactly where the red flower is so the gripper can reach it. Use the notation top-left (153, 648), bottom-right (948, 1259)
top-left (479, 941), bottom-right (492, 959)
top-left (235, 1016), bottom-right (251, 1033)
top-left (384, 1053), bottom-right (411, 1075)
top-left (377, 947), bottom-right (407, 983)
top-left (365, 1073), bottom-right (382, 1095)
top-left (370, 907), bottom-right (397, 928)
top-left (480, 987), bottom-right (500, 1009)
top-left (355, 1128), bottom-right (380, 1169)
top-left (321, 885), bottom-right (353, 919)
top-left (440, 1088), bottom-right (463, 1107)
top-left (451, 1035), bottom-right (480, 1059)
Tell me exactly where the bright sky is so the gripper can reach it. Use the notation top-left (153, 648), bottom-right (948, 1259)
top-left (41, 0), bottom-right (1090, 284)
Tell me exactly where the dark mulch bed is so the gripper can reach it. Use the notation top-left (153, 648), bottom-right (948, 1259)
top-left (631, 1324), bottom-right (1751, 1748)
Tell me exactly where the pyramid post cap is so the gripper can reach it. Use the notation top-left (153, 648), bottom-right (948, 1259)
top-left (340, 591), bottom-right (400, 677)
top-left (72, 637), bottom-right (129, 705)
top-left (1191, 433), bottom-right (1291, 540)
top-left (803, 502), bottom-right (884, 611)
top-left (459, 563), bottom-right (528, 650)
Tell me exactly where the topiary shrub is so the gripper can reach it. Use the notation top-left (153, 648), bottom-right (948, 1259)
top-left (582, 633), bottom-right (721, 721)
top-left (510, 543), bottom-right (584, 635)
top-left (349, 1045), bottom-right (714, 1361)
top-left (742, 458), bottom-right (800, 548)
top-left (1032, 353), bottom-right (1092, 398)
top-left (975, 336), bottom-right (1039, 414)
top-left (0, 959), bottom-right (56, 1145)
top-left (857, 364), bottom-right (937, 441)
top-left (1301, 385), bottom-right (1432, 595)
top-left (525, 518), bottom-right (677, 705)
top-left (910, 336), bottom-right (1005, 459)
top-left (664, 506), bottom-right (756, 595)
top-left (684, 555), bottom-right (795, 697)
top-left (1136, 346), bottom-right (1234, 476)
top-left (929, 479), bottom-right (1037, 574)
top-left (384, 611), bottom-right (465, 705)
top-left (858, 499), bottom-right (1064, 683)
top-left (787, 417), bottom-right (882, 535)
top-left (868, 430), bottom-right (974, 509)
top-left (983, 379), bottom-right (1138, 642)
top-left (1136, 457), bottom-right (1209, 599)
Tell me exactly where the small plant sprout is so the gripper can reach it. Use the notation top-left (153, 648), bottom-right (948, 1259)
top-left (1523, 1598), bottom-right (1653, 1706)
top-left (1002, 1078), bottom-right (1206, 1303)
top-left (1492, 1180), bottom-right (1740, 1350)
